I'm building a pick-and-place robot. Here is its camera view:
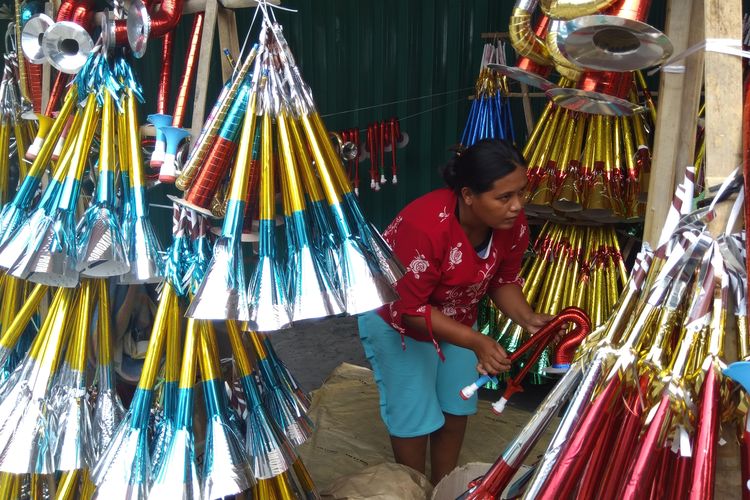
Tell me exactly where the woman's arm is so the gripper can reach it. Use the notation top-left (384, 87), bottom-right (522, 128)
top-left (403, 308), bottom-right (511, 375)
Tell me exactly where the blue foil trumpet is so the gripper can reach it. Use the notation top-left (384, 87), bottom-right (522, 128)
top-left (158, 126), bottom-right (190, 184)
top-left (147, 113), bottom-right (173, 168)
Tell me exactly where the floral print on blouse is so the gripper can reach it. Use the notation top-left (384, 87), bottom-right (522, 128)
top-left (376, 188), bottom-right (529, 358)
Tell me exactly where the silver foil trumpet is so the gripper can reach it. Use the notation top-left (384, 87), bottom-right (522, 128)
top-left (0, 84), bottom-right (77, 246)
top-left (48, 279), bottom-right (95, 472)
top-left (198, 322), bottom-right (255, 499)
top-left (148, 317), bottom-right (201, 499)
top-left (0, 287), bottom-right (73, 474)
top-left (91, 279), bottom-right (125, 459)
top-left (118, 87), bottom-right (164, 284)
top-left (227, 321), bottom-right (297, 480)
top-left (12, 93), bottom-right (99, 287)
top-left (246, 80), bottom-right (291, 331)
top-left (248, 330), bottom-right (312, 447)
top-left (76, 91), bottom-right (130, 278)
top-left (91, 284), bottom-right (175, 499)
top-left (276, 106), bottom-right (344, 323)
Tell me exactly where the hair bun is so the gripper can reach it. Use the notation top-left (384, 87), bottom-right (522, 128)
top-left (441, 155), bottom-right (461, 189)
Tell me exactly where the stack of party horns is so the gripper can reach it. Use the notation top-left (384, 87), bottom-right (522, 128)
top-left (459, 41), bottom-right (515, 148)
top-left (181, 15), bottom-right (402, 331)
top-left (0, 52), bottom-right (37, 207)
top-left (523, 76), bottom-right (654, 224)
top-left (86, 198), bottom-right (318, 498)
top-left (0, 48), bottom-right (163, 288)
top-left (466, 170), bottom-right (745, 499)
top-left (479, 223), bottom-right (627, 382)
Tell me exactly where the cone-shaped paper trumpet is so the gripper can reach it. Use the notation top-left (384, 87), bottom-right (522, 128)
top-left (119, 215), bottom-right (163, 284)
top-left (77, 207), bottom-right (130, 277)
top-left (187, 237), bottom-right (249, 320)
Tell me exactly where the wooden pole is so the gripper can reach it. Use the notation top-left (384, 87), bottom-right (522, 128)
top-left (642, 0), bottom-right (700, 247)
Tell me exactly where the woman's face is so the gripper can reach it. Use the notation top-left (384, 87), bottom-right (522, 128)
top-left (462, 165), bottom-right (527, 230)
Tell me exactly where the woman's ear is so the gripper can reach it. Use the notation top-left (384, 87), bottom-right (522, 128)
top-left (460, 186), bottom-right (474, 206)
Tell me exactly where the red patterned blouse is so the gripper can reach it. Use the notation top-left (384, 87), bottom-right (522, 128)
top-left (375, 188), bottom-right (529, 358)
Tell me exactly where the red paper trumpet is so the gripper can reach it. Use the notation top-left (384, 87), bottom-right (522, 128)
top-left (460, 307), bottom-right (591, 414)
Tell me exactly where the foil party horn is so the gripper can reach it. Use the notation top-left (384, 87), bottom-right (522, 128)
top-left (76, 89), bottom-right (130, 278)
top-left (246, 83), bottom-right (292, 331)
top-left (92, 283), bottom-right (175, 497)
top-left (49, 279), bottom-right (94, 472)
top-left (248, 330), bottom-right (313, 447)
top-left (148, 316), bottom-right (201, 498)
top-left (118, 74), bottom-right (164, 284)
top-left (227, 321), bottom-right (297, 479)
top-left (10, 91), bottom-right (99, 287)
top-left (0, 287), bottom-right (73, 474)
top-left (91, 279), bottom-right (125, 459)
top-left (198, 321), bottom-right (255, 498)
top-left (186, 64), bottom-right (263, 321)
top-left (180, 78), bottom-right (251, 215)
top-left (176, 44), bottom-right (259, 192)
top-left (269, 22), bottom-right (399, 311)
top-left (0, 84), bottom-right (76, 244)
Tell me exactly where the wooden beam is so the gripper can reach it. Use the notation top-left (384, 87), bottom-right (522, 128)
top-left (189, 0), bottom-right (220, 139)
top-left (702, 0), bottom-right (743, 496)
top-left (642, 0), bottom-right (698, 247)
top-left (519, 83), bottom-right (534, 137)
top-left (217, 5), bottom-right (241, 81)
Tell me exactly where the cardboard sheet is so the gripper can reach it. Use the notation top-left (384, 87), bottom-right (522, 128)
top-left (298, 363), bottom-right (558, 497)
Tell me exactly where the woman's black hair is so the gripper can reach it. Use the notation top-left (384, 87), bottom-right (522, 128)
top-left (442, 138), bottom-right (526, 194)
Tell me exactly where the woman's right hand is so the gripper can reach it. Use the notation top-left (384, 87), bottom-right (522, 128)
top-left (472, 334), bottom-right (511, 375)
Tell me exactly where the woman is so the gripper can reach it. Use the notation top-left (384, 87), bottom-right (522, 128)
top-left (358, 138), bottom-right (552, 485)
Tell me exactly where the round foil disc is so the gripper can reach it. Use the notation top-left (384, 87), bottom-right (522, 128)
top-left (21, 13), bottom-right (53, 63)
top-left (487, 63), bottom-right (557, 91)
top-left (42, 21), bottom-right (94, 74)
top-left (559, 15), bottom-right (673, 72)
top-left (127, 0), bottom-right (150, 59)
top-left (546, 88), bottom-right (642, 116)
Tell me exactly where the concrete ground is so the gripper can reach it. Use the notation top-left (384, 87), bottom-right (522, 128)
top-left (270, 315), bottom-right (555, 412)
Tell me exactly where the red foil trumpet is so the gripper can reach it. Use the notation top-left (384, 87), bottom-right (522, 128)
top-left (123, 0), bottom-right (184, 57)
top-left (490, 306), bottom-right (591, 413)
top-left (172, 13), bottom-right (204, 128)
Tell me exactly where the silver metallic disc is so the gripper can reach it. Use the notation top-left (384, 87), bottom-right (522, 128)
top-left (546, 87), bottom-right (642, 116)
top-left (487, 63), bottom-right (557, 91)
top-left (559, 15), bottom-right (673, 72)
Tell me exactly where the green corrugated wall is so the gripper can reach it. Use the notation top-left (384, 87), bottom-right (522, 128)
top-left (4, 0), bottom-right (672, 233)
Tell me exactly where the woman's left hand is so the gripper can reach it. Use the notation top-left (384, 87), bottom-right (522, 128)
top-left (522, 312), bottom-right (565, 343)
